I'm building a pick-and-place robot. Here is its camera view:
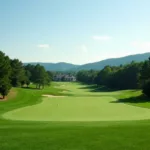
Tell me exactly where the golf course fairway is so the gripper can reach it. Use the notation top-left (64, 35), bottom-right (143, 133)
top-left (3, 82), bottom-right (150, 121)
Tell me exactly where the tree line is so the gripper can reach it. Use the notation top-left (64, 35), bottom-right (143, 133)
top-left (1, 49), bottom-right (150, 98)
top-left (76, 58), bottom-right (150, 97)
top-left (0, 51), bottom-right (53, 98)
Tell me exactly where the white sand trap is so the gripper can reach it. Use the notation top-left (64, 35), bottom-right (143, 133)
top-left (60, 85), bottom-right (65, 87)
top-left (54, 85), bottom-right (65, 88)
top-left (62, 90), bottom-right (68, 92)
top-left (42, 95), bottom-right (65, 98)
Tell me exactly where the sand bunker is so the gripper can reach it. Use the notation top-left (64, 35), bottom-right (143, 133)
top-left (42, 95), bottom-right (65, 98)
top-left (62, 90), bottom-right (68, 92)
top-left (54, 86), bottom-right (59, 88)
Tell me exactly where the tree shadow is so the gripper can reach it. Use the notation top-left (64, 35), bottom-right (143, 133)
top-left (111, 95), bottom-right (150, 104)
top-left (21, 87), bottom-right (41, 90)
top-left (79, 85), bottom-right (117, 92)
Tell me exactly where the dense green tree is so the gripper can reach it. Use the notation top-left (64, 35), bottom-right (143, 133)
top-left (31, 64), bottom-right (49, 89)
top-left (76, 70), bottom-right (98, 84)
top-left (24, 64), bottom-right (52, 88)
top-left (26, 80), bottom-right (30, 88)
top-left (143, 80), bottom-right (150, 97)
top-left (109, 63), bottom-right (141, 89)
top-left (77, 61), bottom-right (146, 91)
top-left (24, 64), bottom-right (35, 82)
top-left (46, 71), bottom-right (53, 83)
top-left (10, 59), bottom-right (26, 87)
top-left (0, 78), bottom-right (11, 98)
top-left (139, 59), bottom-right (150, 86)
top-left (0, 51), bottom-right (11, 98)
top-left (95, 66), bottom-right (112, 86)
top-left (140, 58), bottom-right (150, 97)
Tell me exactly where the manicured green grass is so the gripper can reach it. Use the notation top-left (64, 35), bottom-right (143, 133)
top-left (1, 121), bottom-right (150, 150)
top-left (3, 95), bottom-right (150, 121)
top-left (1, 82), bottom-right (150, 150)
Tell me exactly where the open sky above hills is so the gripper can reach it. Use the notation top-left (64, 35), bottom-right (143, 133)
top-left (0, 0), bottom-right (150, 64)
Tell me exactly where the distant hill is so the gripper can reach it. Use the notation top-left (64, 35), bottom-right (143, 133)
top-left (74, 52), bottom-right (150, 71)
top-left (24, 52), bottom-right (150, 71)
top-left (23, 62), bottom-right (79, 71)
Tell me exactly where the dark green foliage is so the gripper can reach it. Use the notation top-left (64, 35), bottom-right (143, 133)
top-left (24, 64), bottom-right (52, 88)
top-left (95, 66), bottom-right (112, 86)
top-left (95, 62), bottom-right (144, 90)
top-left (26, 80), bottom-right (30, 87)
top-left (32, 64), bottom-right (47, 88)
top-left (0, 51), bottom-right (11, 98)
top-left (0, 79), bottom-right (11, 98)
top-left (108, 62), bottom-right (142, 89)
top-left (77, 70), bottom-right (98, 84)
top-left (78, 63), bottom-right (142, 90)
top-left (21, 80), bottom-right (25, 87)
top-left (10, 59), bottom-right (26, 87)
top-left (24, 64), bottom-right (35, 82)
top-left (143, 80), bottom-right (150, 97)
top-left (77, 58), bottom-right (150, 93)
top-left (140, 58), bottom-right (150, 97)
top-left (47, 71), bottom-right (53, 81)
top-left (0, 50), bottom-right (53, 98)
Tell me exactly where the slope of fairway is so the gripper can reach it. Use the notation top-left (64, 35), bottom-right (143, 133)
top-left (2, 83), bottom-right (150, 150)
top-left (55, 82), bottom-right (124, 97)
top-left (3, 84), bottom-right (150, 121)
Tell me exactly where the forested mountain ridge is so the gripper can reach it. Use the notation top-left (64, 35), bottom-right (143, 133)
top-left (24, 62), bottom-right (79, 71)
top-left (75, 52), bottom-right (150, 71)
top-left (24, 52), bottom-right (150, 71)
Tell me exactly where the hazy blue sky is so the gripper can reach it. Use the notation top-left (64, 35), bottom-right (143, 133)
top-left (0, 0), bottom-right (150, 64)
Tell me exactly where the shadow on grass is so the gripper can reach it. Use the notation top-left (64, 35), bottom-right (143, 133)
top-left (21, 87), bottom-right (41, 90)
top-left (111, 95), bottom-right (150, 104)
top-left (79, 85), bottom-right (117, 92)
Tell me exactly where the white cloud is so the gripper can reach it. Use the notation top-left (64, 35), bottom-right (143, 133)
top-left (92, 35), bottom-right (112, 41)
top-left (37, 44), bottom-right (50, 49)
top-left (131, 41), bottom-right (150, 49)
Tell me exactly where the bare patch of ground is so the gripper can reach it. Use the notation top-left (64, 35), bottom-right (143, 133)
top-left (0, 89), bottom-right (17, 101)
top-left (42, 95), bottom-right (66, 98)
top-left (62, 90), bottom-right (68, 92)
top-left (61, 85), bottom-right (65, 87)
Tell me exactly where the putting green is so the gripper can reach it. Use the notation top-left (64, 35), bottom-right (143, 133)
top-left (3, 82), bottom-right (150, 121)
